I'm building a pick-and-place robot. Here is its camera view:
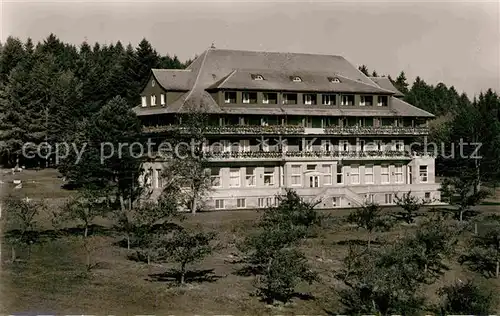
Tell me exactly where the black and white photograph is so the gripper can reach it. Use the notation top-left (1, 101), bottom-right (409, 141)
top-left (0, 0), bottom-right (499, 314)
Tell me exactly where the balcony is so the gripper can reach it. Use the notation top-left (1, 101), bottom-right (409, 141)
top-left (323, 126), bottom-right (429, 136)
top-left (203, 150), bottom-right (414, 162)
top-left (143, 125), bottom-right (306, 135)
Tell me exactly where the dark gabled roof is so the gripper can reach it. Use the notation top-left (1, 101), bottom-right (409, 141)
top-left (151, 69), bottom-right (194, 91)
top-left (207, 69), bottom-right (395, 93)
top-left (134, 48), bottom-right (433, 118)
top-left (391, 97), bottom-right (434, 117)
top-left (369, 77), bottom-right (405, 97)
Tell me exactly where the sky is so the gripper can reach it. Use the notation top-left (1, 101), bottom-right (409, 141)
top-left (1, 0), bottom-right (499, 97)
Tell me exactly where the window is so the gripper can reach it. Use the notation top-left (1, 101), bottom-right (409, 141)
top-left (395, 165), bottom-right (403, 183)
top-left (246, 167), bottom-right (256, 186)
top-left (341, 94), bottom-right (355, 106)
top-left (160, 94), bottom-right (165, 106)
top-left (395, 140), bottom-right (404, 151)
top-left (336, 164), bottom-right (343, 184)
top-left (151, 95), bottom-right (156, 106)
top-left (264, 167), bottom-right (275, 186)
top-left (242, 92), bottom-right (257, 104)
top-left (360, 95), bottom-right (373, 106)
top-left (419, 165), bottom-right (428, 183)
top-left (384, 194), bottom-right (393, 204)
top-left (323, 164), bottom-right (332, 185)
top-left (381, 165), bottom-right (390, 184)
top-left (332, 196), bottom-right (341, 207)
top-left (211, 168), bottom-right (221, 187)
top-left (141, 96), bottom-right (147, 107)
top-left (258, 198), bottom-right (265, 208)
top-left (351, 165), bottom-right (360, 184)
top-left (303, 94), bottom-right (317, 105)
top-left (309, 175), bottom-right (320, 188)
top-left (225, 91), bottom-right (236, 104)
top-left (424, 192), bottom-right (431, 202)
top-left (266, 197), bottom-right (274, 207)
top-left (329, 77), bottom-right (341, 83)
top-left (291, 165), bottom-right (302, 186)
top-left (262, 92), bottom-right (277, 104)
top-left (282, 93), bottom-right (298, 105)
top-left (252, 74), bottom-right (264, 80)
top-left (339, 140), bottom-right (349, 152)
top-left (374, 140), bottom-right (382, 151)
top-left (152, 79), bottom-right (155, 87)
top-left (365, 164), bottom-right (374, 184)
top-left (215, 199), bottom-right (224, 209)
top-left (365, 194), bottom-right (374, 203)
top-left (240, 139), bottom-right (250, 152)
top-left (306, 164), bottom-right (316, 171)
top-left (229, 168), bottom-right (240, 187)
top-left (321, 140), bottom-right (332, 152)
top-left (378, 95), bottom-right (388, 106)
top-left (322, 94), bottom-right (336, 105)
top-left (292, 76), bottom-right (302, 82)
top-left (237, 198), bottom-right (246, 208)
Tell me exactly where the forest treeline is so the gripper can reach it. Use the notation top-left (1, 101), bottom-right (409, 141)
top-left (0, 34), bottom-right (499, 187)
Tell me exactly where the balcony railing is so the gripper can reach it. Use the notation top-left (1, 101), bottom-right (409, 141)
top-left (144, 125), bottom-right (428, 136)
top-left (143, 125), bottom-right (306, 135)
top-left (323, 126), bottom-right (429, 135)
top-left (204, 150), bottom-right (415, 160)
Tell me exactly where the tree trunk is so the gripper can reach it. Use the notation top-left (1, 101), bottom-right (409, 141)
top-left (191, 196), bottom-right (197, 215)
top-left (147, 253), bottom-right (150, 265)
top-left (119, 195), bottom-right (126, 212)
top-left (367, 233), bottom-right (371, 249)
top-left (460, 210), bottom-right (464, 222)
top-left (127, 235), bottom-right (130, 250)
top-left (496, 260), bottom-right (499, 278)
top-left (180, 263), bottom-right (186, 284)
top-left (474, 223), bottom-right (478, 235)
top-left (11, 245), bottom-right (16, 262)
top-left (84, 225), bottom-right (88, 238)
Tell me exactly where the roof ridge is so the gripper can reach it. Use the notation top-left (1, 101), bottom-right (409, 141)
top-left (208, 48), bottom-right (344, 58)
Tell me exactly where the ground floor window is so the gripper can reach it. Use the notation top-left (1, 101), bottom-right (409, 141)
top-left (291, 165), bottom-right (302, 186)
top-left (424, 192), bottom-right (431, 202)
top-left (246, 167), bottom-right (256, 186)
top-left (365, 194), bottom-right (374, 203)
top-left (237, 198), bottom-right (246, 208)
top-left (350, 165), bottom-right (360, 184)
top-left (264, 167), bottom-right (275, 186)
top-left (258, 198), bottom-right (265, 208)
top-left (384, 193), bottom-right (393, 204)
top-left (215, 199), bottom-right (225, 209)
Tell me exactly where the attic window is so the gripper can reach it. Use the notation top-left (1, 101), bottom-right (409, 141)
top-left (252, 74), bottom-right (264, 80)
top-left (291, 76), bottom-right (302, 82)
top-left (329, 77), bottom-right (341, 83)
top-left (152, 79), bottom-right (155, 87)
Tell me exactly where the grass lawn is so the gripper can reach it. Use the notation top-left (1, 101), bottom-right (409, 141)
top-left (1, 169), bottom-right (500, 314)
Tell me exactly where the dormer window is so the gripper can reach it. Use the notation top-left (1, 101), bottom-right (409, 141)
top-left (291, 76), bottom-right (302, 82)
top-left (252, 74), bottom-right (264, 80)
top-left (329, 77), bottom-right (341, 83)
top-left (152, 79), bottom-right (155, 87)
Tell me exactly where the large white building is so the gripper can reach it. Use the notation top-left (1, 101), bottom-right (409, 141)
top-left (134, 48), bottom-right (440, 210)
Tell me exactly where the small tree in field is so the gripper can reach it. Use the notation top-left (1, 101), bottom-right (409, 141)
top-left (156, 228), bottom-right (218, 284)
top-left (3, 195), bottom-right (46, 261)
top-left (437, 279), bottom-right (495, 315)
top-left (401, 218), bottom-right (458, 282)
top-left (131, 193), bottom-right (181, 264)
top-left (460, 222), bottom-right (500, 278)
top-left (61, 188), bottom-right (111, 269)
top-left (394, 191), bottom-right (427, 224)
top-left (347, 202), bottom-right (392, 248)
top-left (440, 177), bottom-right (490, 222)
top-left (240, 189), bottom-right (320, 303)
top-left (258, 247), bottom-right (318, 304)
